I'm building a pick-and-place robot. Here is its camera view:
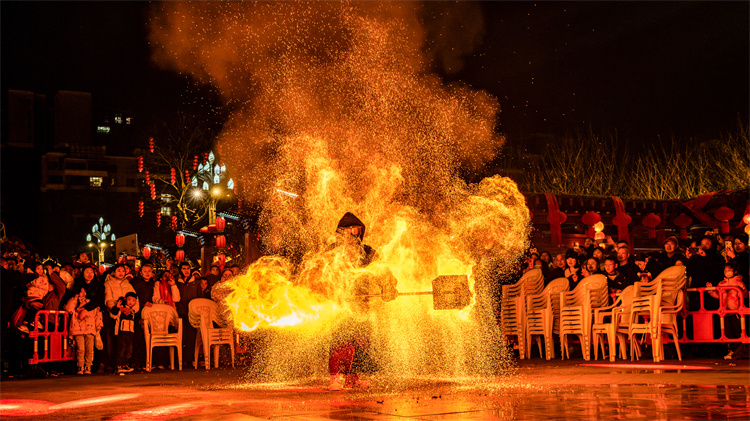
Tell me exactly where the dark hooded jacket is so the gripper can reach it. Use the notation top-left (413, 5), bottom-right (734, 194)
top-left (334, 212), bottom-right (377, 267)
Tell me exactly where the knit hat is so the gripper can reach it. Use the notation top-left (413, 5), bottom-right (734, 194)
top-left (663, 236), bottom-right (679, 247)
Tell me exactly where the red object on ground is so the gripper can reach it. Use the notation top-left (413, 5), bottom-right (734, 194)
top-left (27, 311), bottom-right (74, 365)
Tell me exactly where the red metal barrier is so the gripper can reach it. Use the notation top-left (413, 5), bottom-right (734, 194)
top-left (678, 286), bottom-right (749, 344)
top-left (28, 310), bottom-right (75, 364)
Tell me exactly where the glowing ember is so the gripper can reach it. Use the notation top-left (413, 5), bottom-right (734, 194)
top-left (149, 2), bottom-right (530, 378)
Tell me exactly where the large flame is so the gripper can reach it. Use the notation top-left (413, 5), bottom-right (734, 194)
top-left (149, 2), bottom-right (530, 378)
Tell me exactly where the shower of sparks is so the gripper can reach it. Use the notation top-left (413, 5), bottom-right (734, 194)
top-left (149, 1), bottom-right (530, 381)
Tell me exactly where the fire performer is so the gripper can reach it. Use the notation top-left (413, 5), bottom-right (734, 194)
top-left (327, 212), bottom-right (397, 390)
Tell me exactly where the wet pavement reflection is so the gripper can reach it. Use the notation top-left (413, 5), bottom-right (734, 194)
top-left (1, 359), bottom-right (747, 420)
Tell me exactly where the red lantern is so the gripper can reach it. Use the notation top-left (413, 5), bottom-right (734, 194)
top-left (142, 246), bottom-right (151, 259)
top-left (145, 171), bottom-right (150, 185)
top-left (743, 212), bottom-right (750, 226)
top-left (673, 213), bottom-right (693, 240)
top-left (138, 201), bottom-right (144, 217)
top-left (149, 137), bottom-right (155, 153)
top-left (204, 152), bottom-right (209, 162)
top-left (193, 155), bottom-right (199, 170)
top-left (170, 168), bottom-right (176, 184)
top-left (175, 249), bottom-right (185, 261)
top-left (185, 170), bottom-right (190, 184)
top-left (581, 211), bottom-right (602, 238)
top-left (171, 215), bottom-right (177, 231)
top-left (175, 234), bottom-right (185, 247)
top-left (138, 156), bottom-right (143, 172)
top-left (215, 216), bottom-right (226, 231)
top-left (713, 206), bottom-right (734, 234)
top-left (642, 213), bottom-right (661, 239)
top-left (216, 235), bottom-right (226, 249)
top-left (150, 183), bottom-right (156, 200)
top-left (156, 213), bottom-right (161, 227)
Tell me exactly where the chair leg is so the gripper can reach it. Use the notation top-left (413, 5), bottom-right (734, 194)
top-left (169, 347), bottom-right (175, 370)
top-left (203, 334), bottom-right (211, 370)
top-left (230, 335), bottom-right (235, 368)
top-left (214, 345), bottom-right (220, 369)
top-left (194, 332), bottom-right (201, 370)
top-left (146, 347), bottom-right (152, 372)
top-left (178, 342), bottom-right (182, 371)
top-left (592, 333), bottom-right (600, 361)
top-left (607, 328), bottom-right (616, 362)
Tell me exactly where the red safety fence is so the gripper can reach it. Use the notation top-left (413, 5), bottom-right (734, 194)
top-left (28, 310), bottom-right (75, 364)
top-left (677, 286), bottom-right (749, 344)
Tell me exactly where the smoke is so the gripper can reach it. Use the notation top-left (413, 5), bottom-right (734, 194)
top-left (149, 1), bottom-right (528, 380)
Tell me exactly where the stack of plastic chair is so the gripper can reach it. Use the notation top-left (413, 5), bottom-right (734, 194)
top-left (188, 298), bottom-right (236, 370)
top-left (628, 276), bottom-right (662, 361)
top-left (500, 268), bottom-right (544, 359)
top-left (656, 265), bottom-right (687, 306)
top-left (654, 289), bottom-right (685, 362)
top-left (143, 304), bottom-right (182, 372)
top-left (525, 278), bottom-right (569, 360)
top-left (592, 285), bottom-right (636, 361)
top-left (559, 274), bottom-right (609, 360)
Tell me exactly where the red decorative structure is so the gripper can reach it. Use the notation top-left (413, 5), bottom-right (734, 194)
top-left (175, 234), bottom-right (185, 246)
top-left (581, 211), bottom-right (601, 238)
top-left (149, 137), bottom-right (155, 153)
top-left (216, 235), bottom-right (226, 249)
top-left (170, 168), bottom-right (176, 184)
top-left (215, 216), bottom-right (226, 231)
top-left (673, 213), bottom-right (693, 240)
top-left (138, 156), bottom-right (143, 172)
top-left (27, 311), bottom-right (74, 365)
top-left (642, 213), bottom-right (661, 239)
top-left (713, 206), bottom-right (734, 234)
top-left (544, 193), bottom-right (567, 247)
top-left (171, 215), bottom-right (178, 231)
top-left (138, 201), bottom-right (144, 217)
top-left (142, 246), bottom-right (151, 259)
top-left (185, 170), bottom-right (190, 184)
top-left (156, 213), bottom-right (161, 227)
top-left (175, 249), bottom-right (185, 261)
top-left (150, 183), bottom-right (156, 200)
top-left (193, 155), bottom-right (199, 170)
top-left (611, 196), bottom-right (632, 246)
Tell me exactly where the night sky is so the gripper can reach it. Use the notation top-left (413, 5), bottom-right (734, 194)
top-left (2, 1), bottom-right (748, 144)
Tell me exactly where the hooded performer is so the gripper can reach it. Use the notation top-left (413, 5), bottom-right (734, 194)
top-left (328, 212), bottom-right (397, 390)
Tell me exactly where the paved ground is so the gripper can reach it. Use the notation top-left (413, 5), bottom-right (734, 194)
top-left (1, 357), bottom-right (748, 420)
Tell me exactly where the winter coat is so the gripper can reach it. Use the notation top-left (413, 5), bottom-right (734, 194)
top-left (26, 275), bottom-right (49, 301)
top-left (152, 281), bottom-right (181, 306)
top-left (103, 275), bottom-right (140, 313)
top-left (42, 271), bottom-right (68, 310)
top-left (65, 296), bottom-right (103, 336)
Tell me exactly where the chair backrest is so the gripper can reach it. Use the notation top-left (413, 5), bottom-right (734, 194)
top-left (145, 304), bottom-right (179, 335)
top-left (654, 265), bottom-right (686, 305)
top-left (527, 277), bottom-right (568, 313)
top-left (633, 276), bottom-right (662, 300)
top-left (561, 274), bottom-right (607, 307)
top-left (188, 298), bottom-right (226, 329)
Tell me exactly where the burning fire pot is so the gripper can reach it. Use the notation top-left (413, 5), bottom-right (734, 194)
top-left (364, 275), bottom-right (472, 310)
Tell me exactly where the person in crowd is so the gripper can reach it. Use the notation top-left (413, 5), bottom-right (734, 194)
top-left (687, 235), bottom-right (725, 294)
top-left (522, 252), bottom-right (539, 274)
top-left (205, 264), bottom-right (222, 288)
top-left (129, 263), bottom-right (156, 370)
top-left (581, 257), bottom-right (602, 278)
top-left (103, 264), bottom-right (139, 373)
top-left (1, 255), bottom-right (37, 375)
top-left (196, 277), bottom-right (212, 299)
top-left (591, 247), bottom-right (605, 271)
top-left (616, 246), bottom-right (640, 286)
top-left (153, 271), bottom-right (181, 307)
top-left (229, 264), bottom-right (241, 277)
top-left (110, 292), bottom-right (139, 373)
top-left (706, 261), bottom-right (747, 359)
top-left (583, 237), bottom-right (596, 257)
top-left (725, 233), bottom-right (749, 286)
top-left (548, 252), bottom-right (566, 280)
top-left (655, 236), bottom-right (685, 271)
top-left (633, 253), bottom-right (655, 282)
top-left (603, 255), bottom-right (629, 300)
top-left (564, 249), bottom-right (582, 290)
top-left (539, 251), bottom-right (552, 269)
top-left (176, 262), bottom-right (199, 368)
top-left (65, 285), bottom-right (103, 375)
top-left (74, 252), bottom-right (91, 268)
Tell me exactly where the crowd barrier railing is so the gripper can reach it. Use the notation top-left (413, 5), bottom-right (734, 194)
top-left (28, 310), bottom-right (75, 365)
top-left (677, 286), bottom-right (749, 344)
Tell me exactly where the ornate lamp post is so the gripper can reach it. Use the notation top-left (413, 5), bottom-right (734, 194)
top-left (86, 217), bottom-right (116, 264)
top-left (190, 151), bottom-right (234, 225)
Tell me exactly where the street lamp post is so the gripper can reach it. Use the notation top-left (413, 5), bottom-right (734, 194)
top-left (87, 217), bottom-right (116, 265)
top-left (190, 151), bottom-right (234, 226)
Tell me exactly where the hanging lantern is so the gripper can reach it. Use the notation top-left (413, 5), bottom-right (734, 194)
top-left (175, 249), bottom-right (185, 261)
top-left (138, 156), bottom-right (143, 172)
top-left (193, 155), bottom-right (199, 170)
top-left (145, 171), bottom-right (150, 185)
top-left (138, 201), bottom-right (144, 217)
top-left (216, 235), bottom-right (226, 249)
top-left (185, 170), bottom-right (190, 184)
top-left (170, 168), bottom-right (176, 184)
top-left (171, 215), bottom-right (177, 231)
top-left (150, 183), bottom-right (156, 200)
top-left (593, 221), bottom-right (606, 241)
top-left (215, 216), bottom-right (226, 231)
top-left (175, 233), bottom-right (185, 247)
top-left (673, 213), bottom-right (693, 240)
top-left (142, 246), bottom-right (151, 259)
top-left (713, 206), bottom-right (734, 234)
top-left (148, 137), bottom-right (155, 153)
top-left (156, 212), bottom-right (161, 227)
top-left (581, 211), bottom-right (602, 238)
top-left (642, 213), bottom-right (661, 239)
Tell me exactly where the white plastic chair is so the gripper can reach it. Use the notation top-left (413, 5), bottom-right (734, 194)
top-left (142, 304), bottom-right (182, 372)
top-left (654, 289), bottom-right (685, 362)
top-left (559, 274), bottom-right (609, 360)
top-left (592, 285), bottom-right (635, 361)
top-left (628, 277), bottom-right (662, 361)
top-left (500, 268), bottom-right (544, 359)
top-left (188, 298), bottom-right (236, 370)
top-left (525, 278), bottom-right (569, 360)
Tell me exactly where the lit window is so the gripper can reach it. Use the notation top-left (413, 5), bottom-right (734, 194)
top-left (114, 114), bottom-right (122, 124)
top-left (160, 206), bottom-right (172, 216)
top-left (90, 177), bottom-right (103, 187)
top-left (125, 117), bottom-right (132, 125)
top-left (97, 126), bottom-right (110, 134)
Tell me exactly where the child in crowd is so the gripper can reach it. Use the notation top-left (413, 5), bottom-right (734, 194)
top-left (65, 285), bottom-right (103, 374)
top-left (634, 253), bottom-right (653, 282)
top-left (111, 292), bottom-right (139, 373)
top-left (707, 262), bottom-right (747, 359)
